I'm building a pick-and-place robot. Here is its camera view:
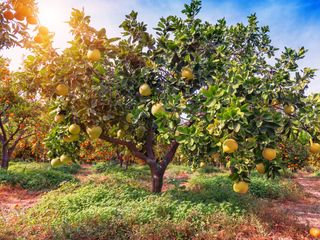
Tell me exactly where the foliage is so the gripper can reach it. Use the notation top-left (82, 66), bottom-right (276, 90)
top-left (0, 161), bottom-right (79, 190)
top-left (0, 0), bottom-right (37, 49)
top-left (79, 139), bottom-right (115, 163)
top-left (1, 163), bottom-right (300, 239)
top-left (13, 0), bottom-right (320, 192)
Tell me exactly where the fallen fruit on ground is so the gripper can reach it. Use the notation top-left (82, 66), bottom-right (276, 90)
top-left (56, 84), bottom-right (69, 96)
top-left (256, 163), bottom-right (266, 174)
top-left (262, 148), bottom-right (277, 161)
top-left (233, 181), bottom-right (249, 194)
top-left (86, 126), bottom-right (102, 140)
top-left (222, 139), bottom-right (238, 153)
top-left (139, 83), bottom-right (152, 96)
top-left (68, 124), bottom-right (81, 135)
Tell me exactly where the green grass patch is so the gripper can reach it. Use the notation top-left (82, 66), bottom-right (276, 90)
top-left (0, 162), bottom-right (79, 191)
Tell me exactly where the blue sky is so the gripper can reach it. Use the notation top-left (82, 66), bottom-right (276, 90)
top-left (2, 0), bottom-right (320, 93)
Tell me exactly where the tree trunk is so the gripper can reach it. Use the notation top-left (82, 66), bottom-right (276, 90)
top-left (1, 146), bottom-right (9, 169)
top-left (150, 164), bottom-right (165, 193)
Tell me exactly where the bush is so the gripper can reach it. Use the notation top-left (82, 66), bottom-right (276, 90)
top-left (0, 162), bottom-right (79, 191)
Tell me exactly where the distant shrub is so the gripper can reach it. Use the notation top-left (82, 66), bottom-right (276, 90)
top-left (0, 162), bottom-right (78, 191)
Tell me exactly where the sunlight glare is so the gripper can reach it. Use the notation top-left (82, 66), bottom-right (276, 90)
top-left (37, 0), bottom-right (71, 49)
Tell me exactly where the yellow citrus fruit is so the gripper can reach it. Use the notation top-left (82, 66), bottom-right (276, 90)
top-left (222, 139), bottom-right (238, 153)
top-left (87, 49), bottom-right (101, 62)
top-left (51, 158), bottom-right (62, 167)
top-left (310, 227), bottom-right (320, 238)
top-left (262, 148), bottom-right (277, 161)
top-left (126, 113), bottom-right (133, 123)
top-left (86, 126), bottom-right (102, 140)
top-left (284, 104), bottom-right (295, 114)
top-left (56, 84), bottom-right (69, 96)
top-left (310, 143), bottom-right (320, 154)
top-left (233, 181), bottom-right (249, 194)
top-left (256, 163), bottom-right (266, 174)
top-left (151, 102), bottom-right (165, 116)
top-left (139, 83), bottom-right (152, 96)
top-left (60, 155), bottom-right (72, 164)
top-left (181, 67), bottom-right (194, 80)
top-left (200, 162), bottom-right (206, 167)
top-left (68, 124), bottom-right (81, 135)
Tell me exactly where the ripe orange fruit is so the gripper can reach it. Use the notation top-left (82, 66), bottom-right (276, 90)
top-left (309, 143), bottom-right (320, 154)
top-left (262, 148), bottom-right (277, 161)
top-left (38, 26), bottom-right (49, 35)
top-left (223, 139), bottom-right (238, 153)
top-left (310, 227), bottom-right (320, 238)
top-left (56, 84), bottom-right (69, 96)
top-left (3, 11), bottom-right (14, 20)
top-left (181, 67), bottom-right (194, 80)
top-left (139, 83), bottom-right (152, 96)
top-left (284, 104), bottom-right (295, 115)
top-left (26, 16), bottom-right (37, 25)
top-left (87, 49), bottom-right (101, 62)
top-left (256, 163), bottom-right (266, 174)
top-left (14, 11), bottom-right (25, 21)
top-left (233, 181), bottom-right (249, 194)
top-left (34, 34), bottom-right (43, 43)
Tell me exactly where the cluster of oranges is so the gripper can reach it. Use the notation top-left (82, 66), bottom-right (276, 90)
top-left (3, 2), bottom-right (37, 25)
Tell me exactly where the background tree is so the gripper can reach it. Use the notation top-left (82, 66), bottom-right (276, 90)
top-left (21, 0), bottom-right (318, 193)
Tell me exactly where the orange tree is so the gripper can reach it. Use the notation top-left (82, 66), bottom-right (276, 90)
top-left (0, 0), bottom-right (38, 49)
top-left (21, 0), bottom-right (319, 192)
top-left (0, 78), bottom-right (42, 169)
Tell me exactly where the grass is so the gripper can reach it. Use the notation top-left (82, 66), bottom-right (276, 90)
top-left (0, 161), bottom-right (80, 191)
top-left (0, 163), bottom-right (303, 240)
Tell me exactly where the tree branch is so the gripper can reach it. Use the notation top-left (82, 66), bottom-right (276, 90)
top-left (0, 118), bottom-right (7, 142)
top-left (100, 133), bottom-right (152, 163)
top-left (5, 117), bottom-right (26, 145)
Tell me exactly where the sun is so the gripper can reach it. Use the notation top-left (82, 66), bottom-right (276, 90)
top-left (37, 0), bottom-right (71, 48)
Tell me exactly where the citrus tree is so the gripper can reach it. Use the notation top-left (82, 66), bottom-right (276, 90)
top-left (21, 0), bottom-right (319, 192)
top-left (0, 0), bottom-right (38, 49)
top-left (0, 75), bottom-right (42, 169)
